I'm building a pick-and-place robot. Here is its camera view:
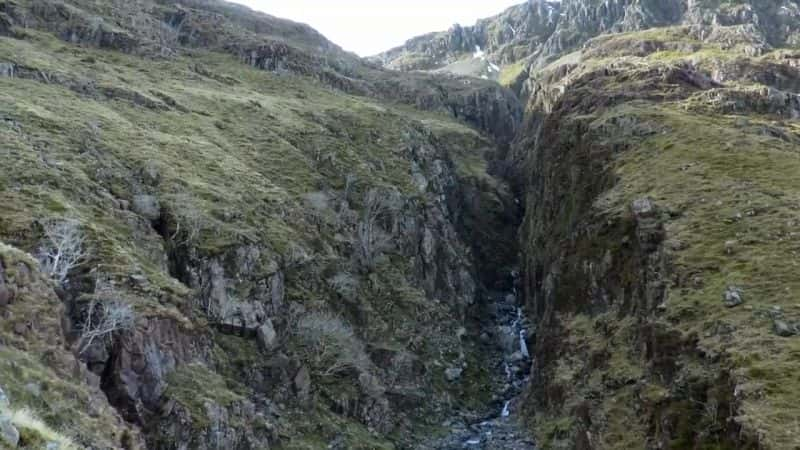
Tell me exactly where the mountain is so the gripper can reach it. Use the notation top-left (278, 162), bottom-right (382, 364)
top-left (376, 0), bottom-right (800, 88)
top-left (1, 0), bottom-right (800, 449)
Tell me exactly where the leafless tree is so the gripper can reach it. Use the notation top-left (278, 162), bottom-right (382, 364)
top-left (169, 196), bottom-right (205, 246)
top-left (37, 219), bottom-right (89, 286)
top-left (295, 311), bottom-right (369, 377)
top-left (77, 280), bottom-right (136, 355)
top-left (355, 189), bottom-right (398, 271)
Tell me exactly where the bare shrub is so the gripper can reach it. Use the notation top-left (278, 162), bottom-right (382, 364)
top-left (156, 20), bottom-right (181, 57)
top-left (169, 197), bottom-right (206, 246)
top-left (37, 219), bottom-right (89, 286)
top-left (77, 279), bottom-right (135, 354)
top-left (327, 272), bottom-right (359, 300)
top-left (354, 189), bottom-right (401, 270)
top-left (295, 311), bottom-right (369, 377)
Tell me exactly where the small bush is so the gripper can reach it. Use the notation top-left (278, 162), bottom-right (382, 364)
top-left (295, 311), bottom-right (369, 377)
top-left (1, 406), bottom-right (77, 449)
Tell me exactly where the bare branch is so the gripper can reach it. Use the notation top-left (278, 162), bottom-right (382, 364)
top-left (37, 219), bottom-right (89, 286)
top-left (77, 279), bottom-right (136, 355)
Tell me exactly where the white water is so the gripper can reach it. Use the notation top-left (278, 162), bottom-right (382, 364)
top-left (519, 330), bottom-right (529, 359)
top-left (501, 400), bottom-right (511, 418)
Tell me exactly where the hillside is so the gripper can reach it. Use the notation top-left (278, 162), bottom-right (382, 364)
top-left (1, 0), bottom-right (800, 449)
top-left (0, 0), bottom-right (522, 448)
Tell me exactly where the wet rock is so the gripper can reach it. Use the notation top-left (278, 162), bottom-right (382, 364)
top-left (445, 367), bottom-right (463, 382)
top-left (256, 319), bottom-right (278, 352)
top-left (132, 194), bottom-right (161, 221)
top-left (773, 320), bottom-right (796, 337)
top-left (497, 326), bottom-right (516, 353)
top-left (0, 415), bottom-right (19, 447)
top-left (0, 387), bottom-right (7, 408)
top-left (722, 286), bottom-right (744, 307)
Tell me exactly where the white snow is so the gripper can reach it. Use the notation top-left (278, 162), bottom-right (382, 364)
top-left (489, 62), bottom-right (500, 72)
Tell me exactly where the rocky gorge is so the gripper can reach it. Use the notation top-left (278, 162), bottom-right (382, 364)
top-left (1, 0), bottom-right (800, 449)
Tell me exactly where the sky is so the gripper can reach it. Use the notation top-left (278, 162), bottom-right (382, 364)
top-left (233, 0), bottom-right (525, 56)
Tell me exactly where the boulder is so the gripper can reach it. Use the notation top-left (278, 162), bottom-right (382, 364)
top-left (256, 319), bottom-right (278, 352)
top-left (773, 320), bottom-right (796, 337)
top-left (722, 286), bottom-right (743, 307)
top-left (631, 197), bottom-right (656, 218)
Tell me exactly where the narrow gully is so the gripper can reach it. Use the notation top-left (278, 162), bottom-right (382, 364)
top-left (423, 272), bottom-right (536, 449)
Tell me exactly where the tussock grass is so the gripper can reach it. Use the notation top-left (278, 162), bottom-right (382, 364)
top-left (1, 407), bottom-right (78, 449)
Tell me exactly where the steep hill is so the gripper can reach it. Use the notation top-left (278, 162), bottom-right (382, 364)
top-left (0, 0), bottom-right (521, 448)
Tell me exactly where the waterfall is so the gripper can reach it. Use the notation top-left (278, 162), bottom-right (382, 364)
top-left (519, 330), bottom-right (529, 359)
top-left (501, 400), bottom-right (511, 417)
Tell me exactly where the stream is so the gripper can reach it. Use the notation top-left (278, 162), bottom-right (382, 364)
top-left (421, 280), bottom-right (537, 449)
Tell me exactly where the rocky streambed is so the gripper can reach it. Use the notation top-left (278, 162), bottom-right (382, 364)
top-left (421, 279), bottom-right (536, 450)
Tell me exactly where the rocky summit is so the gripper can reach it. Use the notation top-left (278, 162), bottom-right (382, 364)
top-left (0, 0), bottom-right (799, 449)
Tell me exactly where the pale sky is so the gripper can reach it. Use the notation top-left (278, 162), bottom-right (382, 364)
top-left (233, 0), bottom-right (525, 56)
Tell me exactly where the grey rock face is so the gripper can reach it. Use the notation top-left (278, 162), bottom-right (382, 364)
top-left (256, 319), bottom-right (278, 352)
top-left (131, 194), bottom-right (161, 221)
top-left (294, 366), bottom-right (311, 403)
top-left (377, 0), bottom-right (561, 71)
top-left (378, 0), bottom-right (800, 80)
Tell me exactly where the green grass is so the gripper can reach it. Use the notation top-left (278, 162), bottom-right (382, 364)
top-left (0, 10), bottom-right (505, 446)
top-left (523, 23), bottom-right (800, 449)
